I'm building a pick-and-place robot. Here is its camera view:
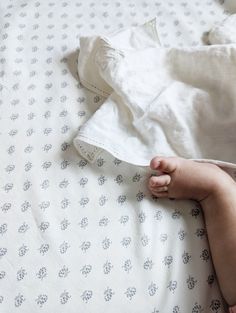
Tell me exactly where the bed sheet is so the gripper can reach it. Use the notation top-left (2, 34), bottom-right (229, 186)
top-left (0, 1), bottom-right (230, 312)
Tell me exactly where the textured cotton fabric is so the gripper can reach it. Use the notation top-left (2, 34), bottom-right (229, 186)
top-left (0, 1), bottom-right (233, 313)
top-left (208, 14), bottom-right (236, 44)
top-left (74, 15), bottom-right (236, 170)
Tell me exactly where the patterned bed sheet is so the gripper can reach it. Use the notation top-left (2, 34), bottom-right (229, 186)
top-left (0, 0), bottom-right (231, 312)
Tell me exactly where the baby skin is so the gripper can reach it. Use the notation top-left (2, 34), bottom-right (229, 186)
top-left (148, 156), bottom-right (236, 308)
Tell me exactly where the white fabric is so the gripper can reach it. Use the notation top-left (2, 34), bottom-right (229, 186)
top-left (223, 0), bottom-right (236, 13)
top-left (74, 16), bottom-right (236, 169)
top-left (208, 14), bottom-right (236, 44)
top-left (0, 1), bottom-right (232, 312)
top-left (78, 19), bottom-right (160, 98)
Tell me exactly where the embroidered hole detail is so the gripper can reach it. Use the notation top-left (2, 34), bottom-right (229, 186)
top-left (79, 77), bottom-right (110, 97)
top-left (77, 142), bottom-right (100, 162)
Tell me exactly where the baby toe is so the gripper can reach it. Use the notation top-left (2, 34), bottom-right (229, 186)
top-left (154, 186), bottom-right (168, 192)
top-left (150, 157), bottom-right (162, 170)
top-left (151, 190), bottom-right (169, 198)
top-left (149, 174), bottom-right (171, 188)
top-left (158, 158), bottom-right (177, 173)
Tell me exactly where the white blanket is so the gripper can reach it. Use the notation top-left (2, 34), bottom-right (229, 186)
top-left (74, 15), bottom-right (236, 169)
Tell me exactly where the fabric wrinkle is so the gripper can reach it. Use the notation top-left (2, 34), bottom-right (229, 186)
top-left (74, 15), bottom-right (236, 170)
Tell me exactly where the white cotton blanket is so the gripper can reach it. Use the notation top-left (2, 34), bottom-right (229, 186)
top-left (73, 16), bottom-right (236, 169)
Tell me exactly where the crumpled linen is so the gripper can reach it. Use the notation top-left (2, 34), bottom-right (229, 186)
top-left (208, 14), bottom-right (236, 44)
top-left (73, 16), bottom-right (236, 169)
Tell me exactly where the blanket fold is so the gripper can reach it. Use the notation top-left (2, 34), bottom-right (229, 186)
top-left (74, 16), bottom-right (236, 169)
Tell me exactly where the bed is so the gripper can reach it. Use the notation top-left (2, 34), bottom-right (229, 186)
top-left (0, 1), bottom-right (231, 312)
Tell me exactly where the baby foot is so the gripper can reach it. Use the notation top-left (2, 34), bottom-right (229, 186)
top-left (148, 156), bottom-right (236, 307)
top-left (148, 156), bottom-right (235, 202)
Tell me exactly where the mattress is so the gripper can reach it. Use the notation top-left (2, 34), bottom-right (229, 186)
top-left (0, 1), bottom-right (230, 312)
